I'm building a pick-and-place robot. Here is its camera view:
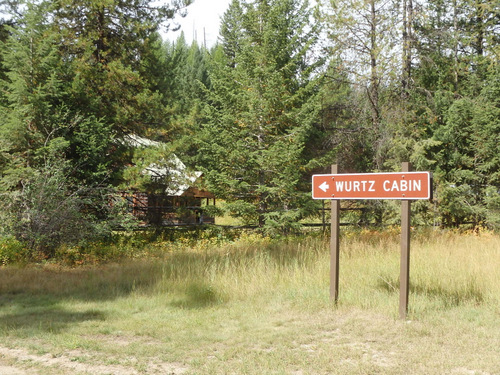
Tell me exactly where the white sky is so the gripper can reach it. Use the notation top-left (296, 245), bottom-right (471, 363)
top-left (163, 0), bottom-right (232, 47)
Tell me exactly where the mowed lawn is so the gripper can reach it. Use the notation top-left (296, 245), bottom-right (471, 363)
top-left (0, 230), bottom-right (499, 374)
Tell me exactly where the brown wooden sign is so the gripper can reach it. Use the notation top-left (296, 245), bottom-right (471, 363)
top-left (312, 172), bottom-right (431, 200)
top-left (314, 164), bottom-right (432, 319)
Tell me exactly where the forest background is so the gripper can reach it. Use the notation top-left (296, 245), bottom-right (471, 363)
top-left (0, 0), bottom-right (498, 260)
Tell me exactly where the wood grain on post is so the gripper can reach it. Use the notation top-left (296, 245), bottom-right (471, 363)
top-left (330, 164), bottom-right (340, 303)
top-left (400, 162), bottom-right (411, 319)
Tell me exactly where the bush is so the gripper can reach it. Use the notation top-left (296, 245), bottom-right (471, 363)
top-left (0, 156), bottom-right (137, 260)
top-left (0, 235), bottom-right (28, 265)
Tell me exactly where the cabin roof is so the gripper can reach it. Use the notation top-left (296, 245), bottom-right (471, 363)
top-left (121, 134), bottom-right (205, 197)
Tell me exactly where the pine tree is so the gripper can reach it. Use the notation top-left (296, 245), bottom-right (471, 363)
top-left (0, 2), bottom-right (135, 254)
top-left (0, 1), bottom-right (67, 181)
top-left (409, 0), bottom-right (499, 227)
top-left (50, 0), bottom-right (193, 136)
top-left (219, 0), bottom-right (244, 68)
top-left (197, 0), bottom-right (324, 231)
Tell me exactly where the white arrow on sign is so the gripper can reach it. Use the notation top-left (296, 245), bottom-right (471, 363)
top-left (319, 181), bottom-right (330, 193)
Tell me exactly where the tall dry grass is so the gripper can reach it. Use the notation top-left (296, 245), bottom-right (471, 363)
top-left (1, 229), bottom-right (498, 317)
top-left (146, 229), bottom-right (500, 317)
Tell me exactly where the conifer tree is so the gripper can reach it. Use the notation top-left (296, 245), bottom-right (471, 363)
top-left (197, 0), bottom-right (324, 231)
top-left (0, 1), bottom-right (67, 183)
top-left (51, 0), bottom-right (192, 137)
top-left (0, 0), bottom-right (193, 255)
top-left (219, 0), bottom-right (244, 68)
top-left (409, 0), bottom-right (499, 227)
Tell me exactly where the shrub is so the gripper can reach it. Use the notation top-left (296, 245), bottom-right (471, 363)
top-left (0, 235), bottom-right (27, 265)
top-left (0, 156), bottom-right (137, 260)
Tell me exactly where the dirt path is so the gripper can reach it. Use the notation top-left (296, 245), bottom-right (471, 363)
top-left (0, 345), bottom-right (188, 375)
top-left (0, 363), bottom-right (28, 375)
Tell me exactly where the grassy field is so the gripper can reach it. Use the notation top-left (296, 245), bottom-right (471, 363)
top-left (0, 229), bottom-right (499, 374)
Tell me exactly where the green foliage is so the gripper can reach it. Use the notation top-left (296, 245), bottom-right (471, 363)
top-left (197, 0), bottom-right (324, 231)
top-left (153, 35), bottom-right (210, 150)
top-left (1, 157), bottom-right (91, 257)
top-left (484, 187), bottom-right (500, 230)
top-left (0, 148), bottom-right (137, 259)
top-left (0, 235), bottom-right (27, 265)
top-left (0, 1), bottom-right (66, 164)
top-left (222, 200), bottom-right (259, 226)
top-left (219, 0), bottom-right (244, 68)
top-left (50, 0), bottom-right (187, 138)
top-left (66, 115), bottom-right (112, 184)
top-left (428, 67), bottom-right (500, 228)
top-left (0, 0), bottom-right (498, 253)
top-left (0, 0), bottom-right (186, 260)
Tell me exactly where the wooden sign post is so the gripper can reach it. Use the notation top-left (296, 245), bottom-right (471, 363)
top-left (400, 162), bottom-right (411, 319)
top-left (312, 163), bottom-right (432, 319)
top-left (330, 164), bottom-right (340, 303)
